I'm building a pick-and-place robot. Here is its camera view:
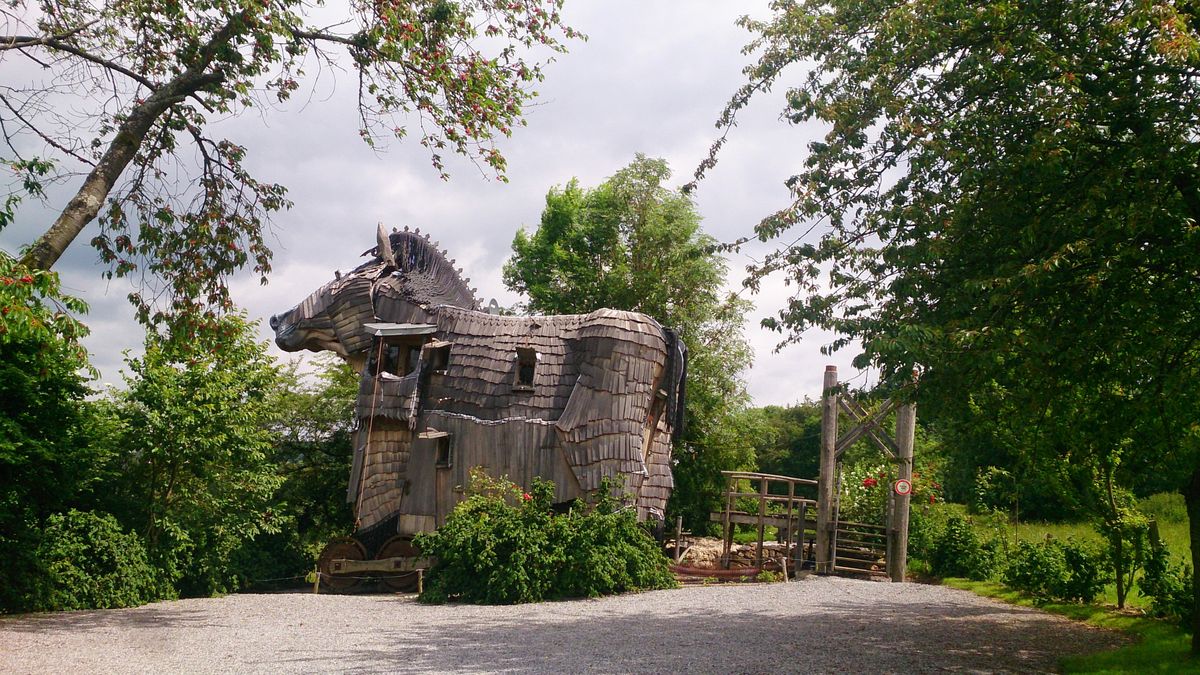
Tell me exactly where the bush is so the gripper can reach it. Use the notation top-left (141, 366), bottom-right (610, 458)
top-left (1003, 537), bottom-right (1110, 604)
top-left (414, 470), bottom-right (677, 604)
top-left (972, 466), bottom-right (1016, 515)
top-left (929, 516), bottom-right (1001, 580)
top-left (1140, 541), bottom-right (1193, 628)
top-left (37, 510), bottom-right (165, 611)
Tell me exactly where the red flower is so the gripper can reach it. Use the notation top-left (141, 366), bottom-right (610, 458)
top-left (521, 492), bottom-right (532, 501)
top-left (19, 275), bottom-right (33, 283)
top-left (929, 494), bottom-right (936, 504)
top-left (862, 477), bottom-right (878, 488)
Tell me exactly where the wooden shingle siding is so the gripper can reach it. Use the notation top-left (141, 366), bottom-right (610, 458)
top-left (273, 230), bottom-right (685, 536)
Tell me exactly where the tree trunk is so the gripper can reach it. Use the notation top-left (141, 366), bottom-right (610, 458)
top-left (1184, 466), bottom-right (1200, 655)
top-left (18, 21), bottom-right (236, 271)
top-left (20, 85), bottom-right (193, 271)
top-left (1105, 469), bottom-right (1126, 609)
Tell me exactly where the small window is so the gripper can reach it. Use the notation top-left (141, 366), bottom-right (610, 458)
top-left (427, 343), bottom-right (451, 372)
top-left (515, 347), bottom-right (538, 390)
top-left (435, 435), bottom-right (453, 468)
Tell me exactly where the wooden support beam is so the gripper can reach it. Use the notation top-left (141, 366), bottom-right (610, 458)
top-left (839, 398), bottom-right (900, 458)
top-left (834, 398), bottom-right (899, 458)
top-left (887, 401), bottom-right (916, 582)
top-left (329, 556), bottom-right (435, 575)
top-left (817, 365), bottom-right (839, 574)
top-left (709, 512), bottom-right (818, 529)
top-left (755, 477), bottom-right (767, 569)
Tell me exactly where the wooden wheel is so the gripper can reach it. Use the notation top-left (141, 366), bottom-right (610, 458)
top-left (317, 537), bottom-right (367, 593)
top-left (376, 535), bottom-right (420, 593)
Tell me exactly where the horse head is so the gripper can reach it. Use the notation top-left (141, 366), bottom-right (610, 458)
top-left (271, 225), bottom-right (479, 358)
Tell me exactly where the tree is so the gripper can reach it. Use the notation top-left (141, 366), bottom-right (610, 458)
top-left (232, 355), bottom-right (358, 586)
top-left (1, 0), bottom-right (578, 338)
top-left (504, 155), bottom-right (758, 532)
top-left (106, 314), bottom-right (282, 596)
top-left (0, 249), bottom-right (114, 612)
top-left (752, 402), bottom-right (821, 482)
top-left (707, 0), bottom-right (1200, 641)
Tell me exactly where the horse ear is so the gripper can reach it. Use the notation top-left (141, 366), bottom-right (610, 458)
top-left (376, 222), bottom-right (398, 270)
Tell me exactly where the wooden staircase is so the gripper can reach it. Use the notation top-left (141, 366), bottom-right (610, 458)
top-left (832, 520), bottom-right (888, 577)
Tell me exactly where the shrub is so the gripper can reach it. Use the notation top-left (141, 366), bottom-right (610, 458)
top-left (929, 516), bottom-right (1001, 580)
top-left (1140, 541), bottom-right (1193, 628)
top-left (972, 466), bottom-right (1016, 515)
top-left (1003, 537), bottom-right (1110, 604)
top-left (414, 470), bottom-right (677, 604)
top-left (37, 510), bottom-right (165, 611)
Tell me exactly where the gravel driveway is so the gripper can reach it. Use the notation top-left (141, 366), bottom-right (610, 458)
top-left (0, 576), bottom-right (1124, 673)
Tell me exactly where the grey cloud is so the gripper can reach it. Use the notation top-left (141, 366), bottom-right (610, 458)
top-left (3, 0), bottom-right (872, 405)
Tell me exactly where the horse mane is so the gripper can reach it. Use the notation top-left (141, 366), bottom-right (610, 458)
top-left (359, 226), bottom-right (479, 310)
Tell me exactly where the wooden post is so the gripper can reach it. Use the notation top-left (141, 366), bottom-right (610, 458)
top-left (817, 365), bottom-right (839, 573)
top-left (889, 401), bottom-right (916, 582)
top-left (721, 474), bottom-right (733, 569)
top-left (675, 515), bottom-right (684, 563)
top-left (797, 501), bottom-right (807, 571)
top-left (785, 479), bottom-right (795, 579)
top-left (755, 476), bottom-right (768, 569)
top-left (312, 565), bottom-right (321, 594)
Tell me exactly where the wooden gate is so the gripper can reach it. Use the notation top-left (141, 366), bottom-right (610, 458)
top-left (817, 365), bottom-right (917, 582)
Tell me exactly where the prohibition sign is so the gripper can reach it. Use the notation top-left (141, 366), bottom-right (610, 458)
top-left (893, 479), bottom-right (913, 496)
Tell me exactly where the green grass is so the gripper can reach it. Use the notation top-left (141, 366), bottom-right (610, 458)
top-left (732, 526), bottom-right (778, 544)
top-left (944, 578), bottom-right (1198, 673)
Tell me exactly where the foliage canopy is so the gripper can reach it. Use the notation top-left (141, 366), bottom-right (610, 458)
top-left (504, 155), bottom-right (758, 531)
top-left (2, 0), bottom-right (578, 340)
top-left (710, 0), bottom-right (1200, 641)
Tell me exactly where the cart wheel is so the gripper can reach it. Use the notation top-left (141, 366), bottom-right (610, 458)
top-left (376, 535), bottom-right (420, 593)
top-left (317, 537), bottom-right (367, 593)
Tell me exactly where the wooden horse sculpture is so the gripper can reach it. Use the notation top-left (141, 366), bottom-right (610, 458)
top-left (271, 226), bottom-right (686, 590)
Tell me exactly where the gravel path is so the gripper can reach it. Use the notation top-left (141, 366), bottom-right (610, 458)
top-left (0, 576), bottom-right (1125, 673)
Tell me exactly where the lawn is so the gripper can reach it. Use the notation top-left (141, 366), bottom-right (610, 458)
top-left (954, 493), bottom-right (1189, 610)
top-left (944, 578), bottom-right (1199, 673)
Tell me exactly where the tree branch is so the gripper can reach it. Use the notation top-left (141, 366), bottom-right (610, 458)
top-left (0, 92), bottom-right (96, 166)
top-left (6, 32), bottom-right (158, 91)
top-left (0, 21), bottom-right (97, 51)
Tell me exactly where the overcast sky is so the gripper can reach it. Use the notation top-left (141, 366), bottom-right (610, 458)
top-left (3, 1), bottom-right (873, 405)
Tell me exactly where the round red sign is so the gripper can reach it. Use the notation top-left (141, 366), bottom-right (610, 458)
top-left (894, 479), bottom-right (913, 496)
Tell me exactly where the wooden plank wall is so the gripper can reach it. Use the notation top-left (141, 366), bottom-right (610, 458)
top-left (349, 305), bottom-right (680, 535)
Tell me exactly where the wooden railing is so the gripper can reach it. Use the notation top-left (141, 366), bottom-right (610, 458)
top-left (712, 471), bottom-right (819, 571)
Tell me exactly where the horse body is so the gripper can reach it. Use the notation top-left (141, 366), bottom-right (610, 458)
top-left (272, 229), bottom-right (684, 547)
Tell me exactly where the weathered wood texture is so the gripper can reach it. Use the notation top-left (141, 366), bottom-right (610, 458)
top-left (887, 402), bottom-right (916, 582)
top-left (272, 228), bottom-right (684, 537)
top-left (817, 365), bottom-right (918, 582)
top-left (816, 366), bottom-right (839, 573)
